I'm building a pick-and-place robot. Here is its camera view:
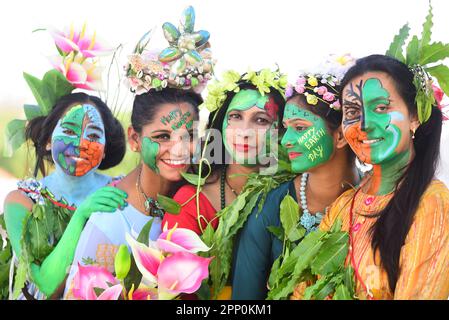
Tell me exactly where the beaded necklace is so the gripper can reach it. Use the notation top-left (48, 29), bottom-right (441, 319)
top-left (220, 166), bottom-right (238, 210)
top-left (298, 173), bottom-right (324, 233)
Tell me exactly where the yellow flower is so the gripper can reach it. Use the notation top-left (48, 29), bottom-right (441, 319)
top-left (307, 76), bottom-right (318, 87)
top-left (306, 94), bottom-right (318, 105)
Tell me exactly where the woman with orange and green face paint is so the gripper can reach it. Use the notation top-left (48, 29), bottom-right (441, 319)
top-left (232, 60), bottom-right (359, 300)
top-left (315, 54), bottom-right (449, 300)
top-left (3, 93), bottom-right (127, 299)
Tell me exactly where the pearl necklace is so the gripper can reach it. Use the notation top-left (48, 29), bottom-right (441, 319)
top-left (299, 173), bottom-right (324, 234)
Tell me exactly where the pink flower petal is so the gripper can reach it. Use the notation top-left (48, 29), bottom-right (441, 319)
top-left (50, 31), bottom-right (80, 53)
top-left (132, 285), bottom-right (158, 300)
top-left (65, 61), bottom-right (87, 84)
top-left (72, 263), bottom-right (118, 300)
top-left (97, 284), bottom-right (123, 300)
top-left (126, 233), bottom-right (163, 285)
top-left (157, 227), bottom-right (211, 254)
top-left (157, 252), bottom-right (212, 295)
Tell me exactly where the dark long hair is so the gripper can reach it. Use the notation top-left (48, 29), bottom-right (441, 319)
top-left (339, 54), bottom-right (443, 292)
top-left (205, 82), bottom-right (285, 179)
top-left (25, 92), bottom-right (126, 177)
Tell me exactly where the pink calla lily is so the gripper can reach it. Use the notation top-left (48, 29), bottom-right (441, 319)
top-left (157, 223), bottom-right (211, 254)
top-left (126, 233), bottom-right (164, 285)
top-left (72, 263), bottom-right (122, 300)
top-left (128, 284), bottom-right (158, 300)
top-left (50, 24), bottom-right (113, 58)
top-left (157, 252), bottom-right (212, 298)
top-left (50, 54), bottom-right (104, 91)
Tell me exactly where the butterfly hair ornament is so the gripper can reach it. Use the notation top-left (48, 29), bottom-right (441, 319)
top-left (124, 6), bottom-right (215, 95)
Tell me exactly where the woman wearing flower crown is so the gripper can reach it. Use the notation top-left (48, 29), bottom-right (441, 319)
top-left (2, 25), bottom-right (128, 299)
top-left (292, 7), bottom-right (449, 299)
top-left (63, 6), bottom-right (213, 299)
top-left (231, 56), bottom-right (359, 300)
top-left (161, 68), bottom-right (288, 299)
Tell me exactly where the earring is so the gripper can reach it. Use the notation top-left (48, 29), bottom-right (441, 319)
top-left (45, 143), bottom-right (51, 151)
top-left (411, 129), bottom-right (416, 140)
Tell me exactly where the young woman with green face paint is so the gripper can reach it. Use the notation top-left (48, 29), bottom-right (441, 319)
top-left (3, 93), bottom-right (127, 299)
top-left (63, 88), bottom-right (202, 298)
top-left (232, 71), bottom-right (359, 300)
top-left (317, 55), bottom-right (449, 299)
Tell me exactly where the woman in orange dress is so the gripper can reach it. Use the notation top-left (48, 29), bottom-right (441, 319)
top-left (294, 54), bottom-right (449, 300)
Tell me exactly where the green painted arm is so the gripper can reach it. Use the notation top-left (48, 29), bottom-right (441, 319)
top-left (4, 186), bottom-right (128, 297)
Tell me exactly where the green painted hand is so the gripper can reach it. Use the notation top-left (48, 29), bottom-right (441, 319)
top-left (74, 186), bottom-right (128, 220)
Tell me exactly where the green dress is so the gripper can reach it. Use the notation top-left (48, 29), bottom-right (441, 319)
top-left (231, 180), bottom-right (296, 300)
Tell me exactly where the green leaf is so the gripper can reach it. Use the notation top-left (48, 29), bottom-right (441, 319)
top-left (268, 256), bottom-right (281, 289)
top-left (287, 227), bottom-right (305, 243)
top-left (123, 255), bottom-right (142, 293)
top-left (137, 219), bottom-right (154, 246)
top-left (3, 119), bottom-right (26, 157)
top-left (93, 286), bottom-right (106, 297)
top-left (181, 172), bottom-right (205, 186)
top-left (157, 194), bottom-right (180, 214)
top-left (303, 274), bottom-right (335, 300)
top-left (406, 35), bottom-right (420, 65)
top-left (385, 23), bottom-right (410, 62)
top-left (343, 266), bottom-right (355, 298)
top-left (420, 42), bottom-right (449, 66)
top-left (24, 104), bottom-right (44, 120)
top-left (195, 280), bottom-right (211, 300)
top-left (23, 72), bottom-right (54, 115)
top-left (42, 69), bottom-right (74, 106)
top-left (13, 254), bottom-right (29, 299)
top-left (330, 217), bottom-right (342, 233)
top-left (427, 64), bottom-right (449, 97)
top-left (420, 2), bottom-right (433, 50)
top-left (267, 226), bottom-right (284, 241)
top-left (279, 194), bottom-right (299, 240)
top-left (311, 232), bottom-right (349, 276)
top-left (333, 284), bottom-right (353, 300)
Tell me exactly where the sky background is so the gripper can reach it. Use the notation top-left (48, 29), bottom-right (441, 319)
top-left (0, 0), bottom-right (448, 193)
top-left (1, 0), bottom-right (449, 107)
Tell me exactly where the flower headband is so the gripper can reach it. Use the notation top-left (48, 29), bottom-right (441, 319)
top-left (124, 6), bottom-right (215, 95)
top-left (202, 67), bottom-right (288, 113)
top-left (4, 23), bottom-right (112, 158)
top-left (386, 3), bottom-right (448, 124)
top-left (286, 54), bottom-right (356, 111)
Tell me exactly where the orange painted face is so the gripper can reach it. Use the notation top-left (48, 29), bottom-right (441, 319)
top-left (51, 104), bottom-right (106, 176)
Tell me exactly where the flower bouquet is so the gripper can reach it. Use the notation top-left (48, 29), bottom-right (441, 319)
top-left (71, 221), bottom-right (212, 300)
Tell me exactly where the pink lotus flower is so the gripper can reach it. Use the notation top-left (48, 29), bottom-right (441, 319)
top-left (50, 23), bottom-right (113, 58)
top-left (323, 92), bottom-right (336, 102)
top-left (157, 252), bottom-right (211, 299)
top-left (157, 223), bottom-right (211, 254)
top-left (50, 53), bottom-right (104, 91)
top-left (72, 263), bottom-right (123, 300)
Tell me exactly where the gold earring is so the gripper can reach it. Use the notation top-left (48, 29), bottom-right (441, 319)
top-left (412, 129), bottom-right (416, 139)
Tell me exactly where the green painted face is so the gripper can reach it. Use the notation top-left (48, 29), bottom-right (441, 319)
top-left (281, 103), bottom-right (334, 173)
top-left (342, 78), bottom-right (404, 165)
top-left (141, 137), bottom-right (160, 173)
top-left (222, 89), bottom-right (279, 165)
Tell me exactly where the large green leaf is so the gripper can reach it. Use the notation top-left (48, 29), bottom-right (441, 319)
top-left (157, 194), bottom-right (180, 214)
top-left (3, 119), bottom-right (26, 157)
top-left (419, 2), bottom-right (433, 51)
top-left (333, 284), bottom-right (353, 300)
top-left (279, 194), bottom-right (299, 240)
top-left (311, 232), bottom-right (349, 276)
top-left (42, 69), bottom-right (74, 106)
top-left (427, 64), bottom-right (449, 97)
top-left (420, 42), bottom-right (449, 66)
top-left (23, 72), bottom-right (55, 115)
top-left (24, 104), bottom-right (44, 120)
top-left (406, 35), bottom-right (420, 65)
top-left (385, 23), bottom-right (410, 62)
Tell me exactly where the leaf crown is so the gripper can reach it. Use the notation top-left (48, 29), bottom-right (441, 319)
top-left (201, 67), bottom-right (288, 113)
top-left (386, 1), bottom-right (449, 124)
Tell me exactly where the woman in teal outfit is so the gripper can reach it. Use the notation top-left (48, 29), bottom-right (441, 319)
top-left (231, 65), bottom-right (359, 300)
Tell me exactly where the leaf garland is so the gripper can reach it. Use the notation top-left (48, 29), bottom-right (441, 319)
top-left (267, 217), bottom-right (355, 300)
top-left (385, 1), bottom-right (449, 123)
top-left (12, 196), bottom-right (71, 298)
top-left (0, 215), bottom-right (13, 299)
top-left (200, 171), bottom-right (295, 299)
